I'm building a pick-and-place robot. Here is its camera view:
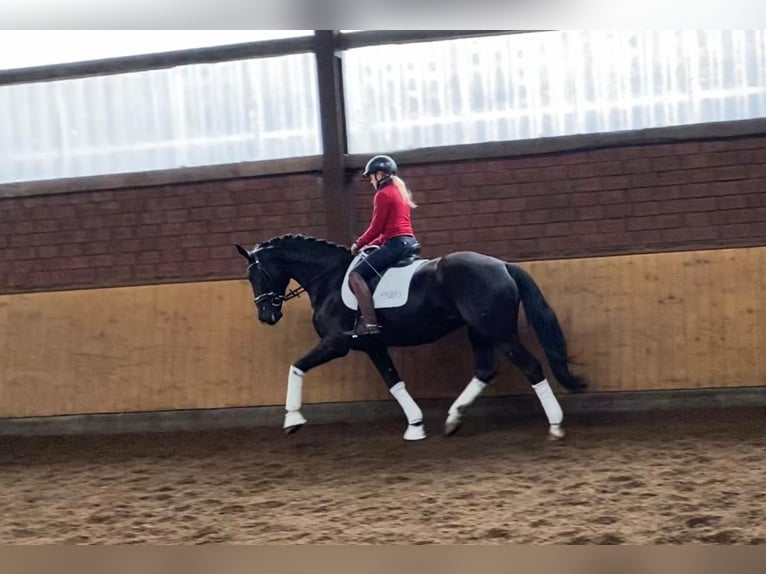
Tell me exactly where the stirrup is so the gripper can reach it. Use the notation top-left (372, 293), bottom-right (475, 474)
top-left (356, 322), bottom-right (382, 337)
top-left (345, 318), bottom-right (382, 338)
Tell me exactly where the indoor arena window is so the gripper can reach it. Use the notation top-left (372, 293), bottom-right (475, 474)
top-left (343, 30), bottom-right (766, 152)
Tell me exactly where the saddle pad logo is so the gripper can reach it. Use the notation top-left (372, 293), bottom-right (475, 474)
top-left (341, 257), bottom-right (429, 310)
top-left (378, 290), bottom-right (402, 299)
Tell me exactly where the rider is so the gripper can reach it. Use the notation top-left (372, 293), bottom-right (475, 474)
top-left (348, 154), bottom-right (419, 337)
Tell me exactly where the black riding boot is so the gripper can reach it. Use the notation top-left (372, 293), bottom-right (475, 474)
top-left (348, 273), bottom-right (382, 337)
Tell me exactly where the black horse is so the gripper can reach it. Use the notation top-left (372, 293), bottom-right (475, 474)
top-left (236, 234), bottom-right (586, 441)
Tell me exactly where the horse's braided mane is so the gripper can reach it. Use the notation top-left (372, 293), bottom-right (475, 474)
top-left (256, 233), bottom-right (350, 256)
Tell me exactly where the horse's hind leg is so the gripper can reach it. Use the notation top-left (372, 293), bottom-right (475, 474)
top-left (366, 345), bottom-right (426, 441)
top-left (505, 340), bottom-right (566, 440)
top-left (444, 328), bottom-right (496, 437)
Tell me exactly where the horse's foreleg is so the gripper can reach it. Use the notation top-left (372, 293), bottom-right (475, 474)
top-left (283, 337), bottom-right (350, 434)
top-left (445, 328), bottom-right (496, 436)
top-left (366, 346), bottom-right (426, 441)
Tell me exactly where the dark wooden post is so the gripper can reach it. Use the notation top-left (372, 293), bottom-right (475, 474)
top-left (314, 30), bottom-right (355, 245)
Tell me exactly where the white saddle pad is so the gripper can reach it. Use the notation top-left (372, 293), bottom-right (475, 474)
top-left (341, 251), bottom-right (430, 310)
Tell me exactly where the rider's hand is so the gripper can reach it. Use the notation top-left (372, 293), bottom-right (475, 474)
top-left (350, 243), bottom-right (359, 255)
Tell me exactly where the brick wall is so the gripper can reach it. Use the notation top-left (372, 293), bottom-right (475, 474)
top-left (4, 132), bottom-right (766, 296)
top-left (353, 137), bottom-right (766, 261)
top-left (0, 174), bottom-right (323, 294)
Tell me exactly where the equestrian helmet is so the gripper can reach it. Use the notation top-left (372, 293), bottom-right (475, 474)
top-left (363, 154), bottom-right (398, 177)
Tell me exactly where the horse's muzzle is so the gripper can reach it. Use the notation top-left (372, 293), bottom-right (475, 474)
top-left (259, 308), bottom-right (283, 325)
top-left (254, 292), bottom-right (284, 325)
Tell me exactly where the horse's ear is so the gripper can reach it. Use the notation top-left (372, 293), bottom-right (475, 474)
top-left (235, 244), bottom-right (254, 262)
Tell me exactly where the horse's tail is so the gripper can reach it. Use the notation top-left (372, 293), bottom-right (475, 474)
top-left (505, 263), bottom-right (587, 393)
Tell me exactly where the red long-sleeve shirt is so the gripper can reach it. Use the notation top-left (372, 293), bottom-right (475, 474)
top-left (355, 180), bottom-right (414, 248)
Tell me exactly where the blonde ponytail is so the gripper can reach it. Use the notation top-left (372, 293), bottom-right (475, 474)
top-left (392, 175), bottom-right (417, 208)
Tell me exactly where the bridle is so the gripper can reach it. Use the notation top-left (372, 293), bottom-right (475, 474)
top-left (247, 252), bottom-right (349, 310)
top-left (247, 257), bottom-right (305, 310)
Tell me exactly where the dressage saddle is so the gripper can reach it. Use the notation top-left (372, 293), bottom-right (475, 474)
top-left (362, 241), bottom-right (423, 293)
top-left (391, 241), bottom-right (422, 267)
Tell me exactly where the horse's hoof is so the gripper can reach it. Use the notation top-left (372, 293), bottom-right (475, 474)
top-left (548, 424), bottom-right (565, 440)
top-left (404, 423), bottom-right (427, 441)
top-left (283, 411), bottom-right (307, 434)
top-left (444, 420), bottom-right (462, 437)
